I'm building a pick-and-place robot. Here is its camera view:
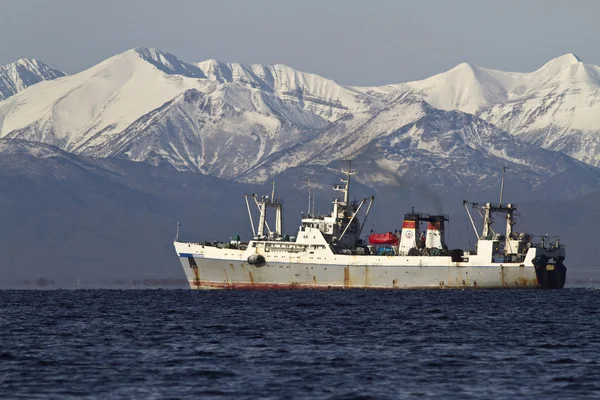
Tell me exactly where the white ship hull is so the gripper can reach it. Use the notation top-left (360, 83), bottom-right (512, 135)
top-left (174, 240), bottom-right (564, 289)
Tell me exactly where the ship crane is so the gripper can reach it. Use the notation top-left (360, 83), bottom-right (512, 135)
top-left (338, 196), bottom-right (375, 243)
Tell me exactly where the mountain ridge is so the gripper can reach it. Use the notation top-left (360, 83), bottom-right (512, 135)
top-left (1, 48), bottom-right (599, 181)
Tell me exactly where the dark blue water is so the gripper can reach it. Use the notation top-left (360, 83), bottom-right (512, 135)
top-left (1, 289), bottom-right (599, 399)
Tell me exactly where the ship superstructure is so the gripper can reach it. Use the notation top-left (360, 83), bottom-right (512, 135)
top-left (174, 165), bottom-right (566, 289)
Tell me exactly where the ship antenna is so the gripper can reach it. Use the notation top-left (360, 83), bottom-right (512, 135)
top-left (499, 167), bottom-right (508, 205)
top-left (174, 221), bottom-right (180, 242)
top-left (305, 177), bottom-right (312, 216)
top-left (312, 184), bottom-right (316, 216)
top-left (341, 159), bottom-right (356, 204)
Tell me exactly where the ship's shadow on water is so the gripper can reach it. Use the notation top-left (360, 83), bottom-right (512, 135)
top-left (0, 289), bottom-right (599, 399)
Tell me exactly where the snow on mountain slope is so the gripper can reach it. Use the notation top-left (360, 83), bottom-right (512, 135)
top-left (358, 53), bottom-right (600, 166)
top-left (477, 55), bottom-right (600, 166)
top-left (1, 48), bottom-right (600, 181)
top-left (353, 106), bottom-right (599, 193)
top-left (0, 58), bottom-right (65, 100)
top-left (233, 94), bottom-right (428, 182)
top-left (0, 48), bottom-right (211, 151)
top-left (197, 59), bottom-right (385, 121)
top-left (238, 94), bottom-right (600, 198)
top-left (358, 63), bottom-right (523, 114)
top-left (136, 48), bottom-right (206, 78)
top-left (79, 87), bottom-right (329, 178)
top-left (0, 48), bottom-right (379, 178)
top-left (360, 53), bottom-right (590, 114)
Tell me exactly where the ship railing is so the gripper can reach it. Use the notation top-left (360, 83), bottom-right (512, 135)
top-left (530, 235), bottom-right (563, 251)
top-left (486, 202), bottom-right (517, 208)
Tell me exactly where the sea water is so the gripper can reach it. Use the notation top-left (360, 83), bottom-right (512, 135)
top-left (1, 289), bottom-right (599, 399)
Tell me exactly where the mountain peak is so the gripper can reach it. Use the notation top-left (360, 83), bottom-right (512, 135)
top-left (132, 47), bottom-right (169, 59)
top-left (198, 58), bottom-right (221, 66)
top-left (537, 53), bottom-right (582, 74)
top-left (196, 59), bottom-right (231, 82)
top-left (0, 57), bottom-right (66, 100)
top-left (554, 53), bottom-right (582, 64)
top-left (129, 47), bottom-right (206, 79)
top-left (15, 57), bottom-right (37, 65)
top-left (454, 62), bottom-right (476, 70)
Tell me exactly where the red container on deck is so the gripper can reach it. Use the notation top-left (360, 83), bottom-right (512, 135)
top-left (369, 232), bottom-right (399, 245)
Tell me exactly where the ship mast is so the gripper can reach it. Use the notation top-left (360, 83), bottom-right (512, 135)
top-left (247, 190), bottom-right (284, 239)
top-left (305, 177), bottom-right (315, 216)
top-left (499, 166), bottom-right (508, 205)
top-left (334, 159), bottom-right (356, 206)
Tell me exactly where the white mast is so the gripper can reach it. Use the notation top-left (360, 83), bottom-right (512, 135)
top-left (341, 159), bottom-right (356, 204)
top-left (305, 177), bottom-right (312, 216)
top-left (245, 194), bottom-right (256, 236)
top-left (333, 160), bottom-right (356, 207)
top-left (257, 197), bottom-right (267, 238)
top-left (271, 181), bottom-right (275, 201)
top-left (499, 166), bottom-right (508, 205)
top-left (312, 187), bottom-right (316, 217)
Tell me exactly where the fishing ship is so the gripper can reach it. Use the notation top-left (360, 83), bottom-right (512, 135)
top-left (174, 164), bottom-right (566, 289)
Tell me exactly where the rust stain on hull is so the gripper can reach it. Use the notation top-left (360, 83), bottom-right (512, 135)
top-left (224, 270), bottom-right (230, 288)
top-left (518, 276), bottom-right (539, 287)
top-left (192, 268), bottom-right (201, 288)
top-left (344, 266), bottom-right (350, 288)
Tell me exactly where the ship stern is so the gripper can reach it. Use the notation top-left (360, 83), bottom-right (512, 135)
top-left (532, 247), bottom-right (567, 289)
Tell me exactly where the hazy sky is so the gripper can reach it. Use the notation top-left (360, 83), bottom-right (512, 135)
top-left (1, 0), bottom-right (598, 86)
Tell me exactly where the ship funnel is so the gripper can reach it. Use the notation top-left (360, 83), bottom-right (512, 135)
top-left (399, 217), bottom-right (419, 255)
top-left (426, 216), bottom-right (447, 250)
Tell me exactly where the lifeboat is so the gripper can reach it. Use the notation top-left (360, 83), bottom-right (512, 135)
top-left (368, 232), bottom-right (399, 246)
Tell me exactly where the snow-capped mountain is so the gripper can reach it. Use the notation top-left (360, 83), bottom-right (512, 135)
top-left (248, 96), bottom-right (600, 197)
top-left (0, 48), bottom-right (599, 189)
top-left (0, 48), bottom-right (383, 178)
top-left (366, 53), bottom-right (600, 166)
top-left (0, 58), bottom-right (65, 100)
top-left (477, 55), bottom-right (600, 167)
top-left (196, 59), bottom-right (384, 121)
top-left (84, 87), bottom-right (329, 178)
top-left (0, 48), bottom-right (212, 152)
